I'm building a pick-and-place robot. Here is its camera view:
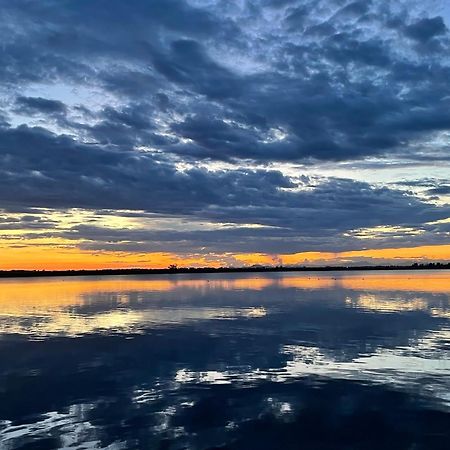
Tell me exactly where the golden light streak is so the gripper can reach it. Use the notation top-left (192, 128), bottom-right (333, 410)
top-left (279, 245), bottom-right (450, 266)
top-left (340, 245), bottom-right (450, 261)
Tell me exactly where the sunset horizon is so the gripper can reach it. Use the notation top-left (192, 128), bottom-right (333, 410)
top-left (1, 1), bottom-right (450, 448)
top-left (1, 243), bottom-right (450, 272)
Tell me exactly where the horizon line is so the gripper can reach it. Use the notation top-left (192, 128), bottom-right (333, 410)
top-left (1, 262), bottom-right (449, 279)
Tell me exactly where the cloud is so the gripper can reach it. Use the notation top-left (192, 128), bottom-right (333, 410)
top-left (15, 96), bottom-right (67, 116)
top-left (404, 17), bottom-right (447, 42)
top-left (0, 1), bottom-right (449, 163)
top-left (0, 123), bottom-right (447, 255)
top-left (428, 185), bottom-right (450, 195)
top-left (0, 214), bottom-right (57, 231)
top-left (0, 0), bottom-right (449, 261)
top-left (392, 178), bottom-right (450, 198)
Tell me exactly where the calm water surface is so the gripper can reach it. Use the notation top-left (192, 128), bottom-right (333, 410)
top-left (0, 271), bottom-right (449, 449)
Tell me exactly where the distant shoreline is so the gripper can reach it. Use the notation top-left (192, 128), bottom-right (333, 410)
top-left (0, 263), bottom-right (449, 279)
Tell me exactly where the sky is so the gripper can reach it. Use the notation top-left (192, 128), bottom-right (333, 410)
top-left (0, 0), bottom-right (450, 270)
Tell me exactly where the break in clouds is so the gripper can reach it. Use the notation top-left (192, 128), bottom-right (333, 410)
top-left (0, 0), bottom-right (449, 259)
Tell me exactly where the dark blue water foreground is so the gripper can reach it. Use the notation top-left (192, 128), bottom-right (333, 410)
top-left (0, 271), bottom-right (449, 449)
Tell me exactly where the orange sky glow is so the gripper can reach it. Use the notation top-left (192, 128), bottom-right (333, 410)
top-left (1, 243), bottom-right (449, 271)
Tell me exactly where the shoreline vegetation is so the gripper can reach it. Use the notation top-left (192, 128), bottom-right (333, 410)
top-left (0, 262), bottom-right (449, 279)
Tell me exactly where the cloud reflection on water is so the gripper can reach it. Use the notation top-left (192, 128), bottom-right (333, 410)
top-left (0, 271), bottom-right (449, 449)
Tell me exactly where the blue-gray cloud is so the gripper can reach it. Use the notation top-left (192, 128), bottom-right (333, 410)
top-left (1, 0), bottom-right (449, 162)
top-left (15, 96), bottom-right (67, 116)
top-left (1, 124), bottom-right (448, 254)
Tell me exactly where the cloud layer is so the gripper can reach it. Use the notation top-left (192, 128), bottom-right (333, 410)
top-left (0, 0), bottom-right (449, 265)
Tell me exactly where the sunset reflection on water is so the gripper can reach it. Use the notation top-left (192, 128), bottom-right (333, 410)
top-left (0, 271), bottom-right (449, 449)
top-left (0, 271), bottom-right (449, 337)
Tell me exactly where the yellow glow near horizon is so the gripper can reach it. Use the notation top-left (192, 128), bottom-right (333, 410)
top-left (1, 271), bottom-right (449, 336)
top-left (1, 270), bottom-right (449, 305)
top-left (0, 243), bottom-right (449, 270)
top-left (280, 245), bottom-right (450, 266)
top-left (0, 245), bottom-right (222, 270)
top-left (341, 245), bottom-right (450, 261)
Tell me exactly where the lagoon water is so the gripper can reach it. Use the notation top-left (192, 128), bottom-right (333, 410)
top-left (0, 271), bottom-right (449, 449)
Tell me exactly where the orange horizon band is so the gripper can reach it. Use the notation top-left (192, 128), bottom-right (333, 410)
top-left (0, 244), bottom-right (449, 271)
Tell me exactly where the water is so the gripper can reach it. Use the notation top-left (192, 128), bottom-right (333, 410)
top-left (0, 271), bottom-right (449, 449)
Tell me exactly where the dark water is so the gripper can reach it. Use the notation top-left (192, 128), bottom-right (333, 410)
top-left (0, 271), bottom-right (449, 450)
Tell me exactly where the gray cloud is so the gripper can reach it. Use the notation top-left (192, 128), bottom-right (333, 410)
top-left (0, 214), bottom-right (57, 231)
top-left (15, 96), bottom-right (67, 116)
top-left (0, 0), bottom-right (449, 163)
top-left (0, 124), bottom-right (448, 254)
top-left (405, 16), bottom-right (447, 42)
